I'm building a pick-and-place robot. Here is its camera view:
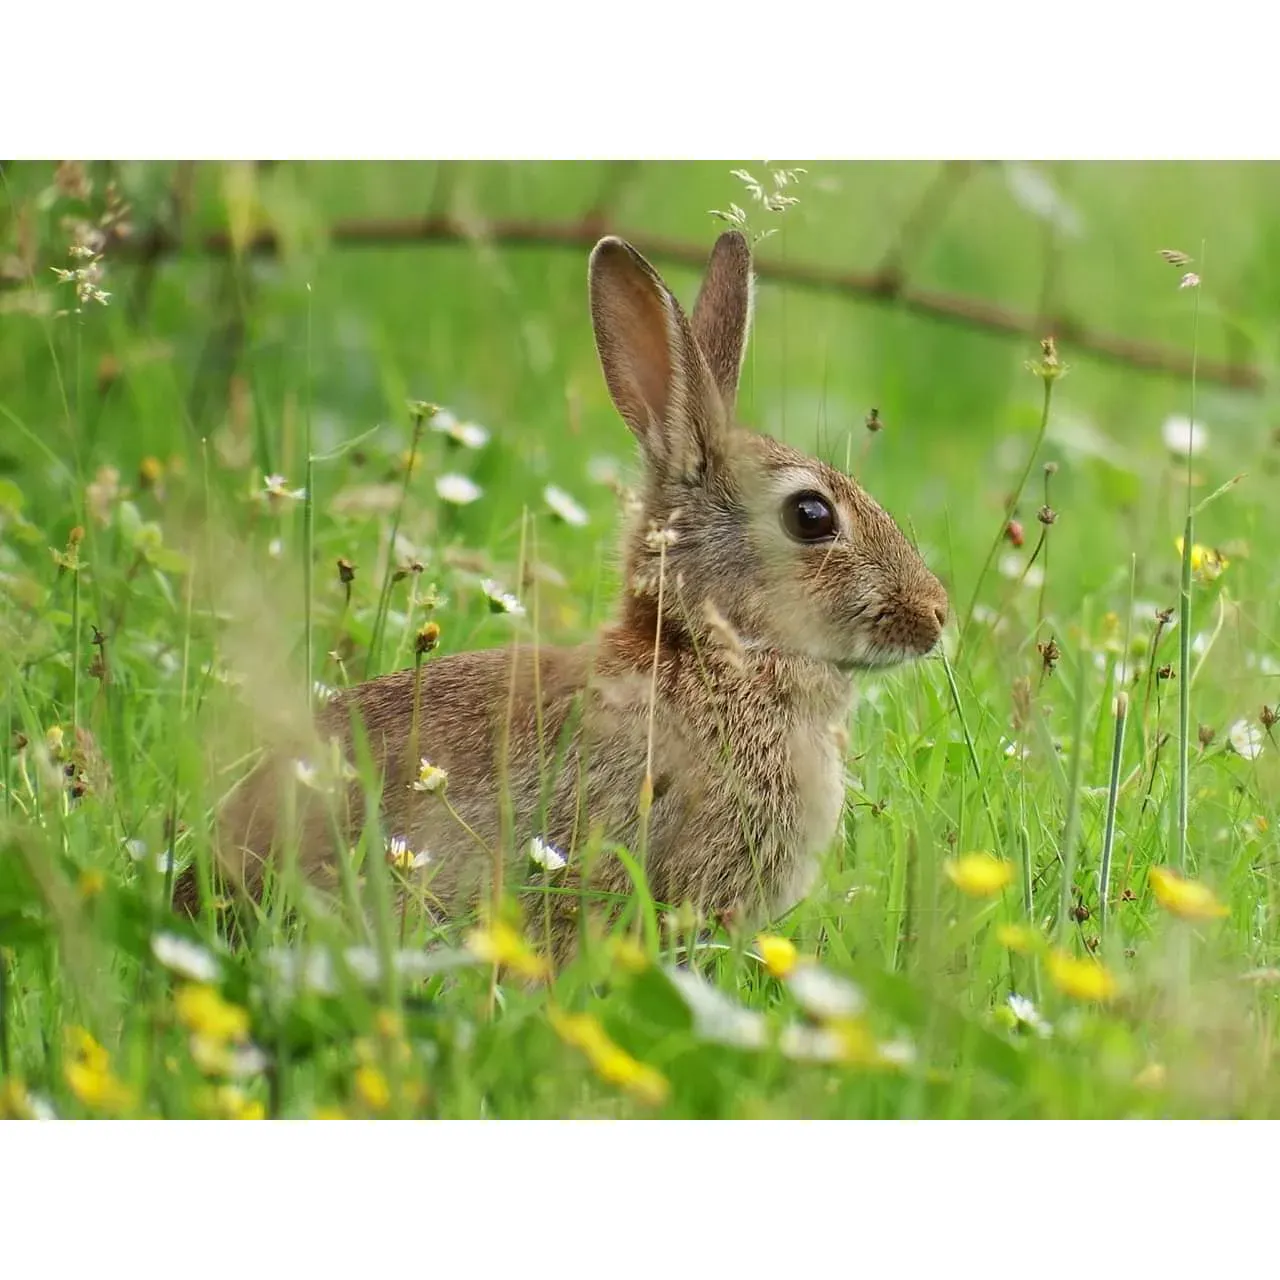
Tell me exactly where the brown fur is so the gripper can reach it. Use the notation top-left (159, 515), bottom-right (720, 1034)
top-left (188, 231), bottom-right (949, 961)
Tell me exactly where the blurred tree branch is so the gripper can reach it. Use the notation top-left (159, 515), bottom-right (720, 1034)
top-left (104, 213), bottom-right (1262, 392)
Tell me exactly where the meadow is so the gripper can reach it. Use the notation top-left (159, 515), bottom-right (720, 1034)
top-left (1, 159), bottom-right (1277, 1119)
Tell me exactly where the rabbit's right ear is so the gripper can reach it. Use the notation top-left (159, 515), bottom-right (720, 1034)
top-left (589, 237), bottom-right (725, 481)
top-left (691, 230), bottom-right (753, 415)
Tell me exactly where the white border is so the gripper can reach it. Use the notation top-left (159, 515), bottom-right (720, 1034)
top-left (3, 4), bottom-right (1278, 158)
top-left (0, 1120), bottom-right (1270, 1271)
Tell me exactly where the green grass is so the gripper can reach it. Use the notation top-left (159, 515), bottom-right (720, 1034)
top-left (1, 160), bottom-right (1277, 1119)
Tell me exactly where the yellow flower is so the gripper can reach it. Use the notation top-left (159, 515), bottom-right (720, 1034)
top-left (78, 868), bottom-right (106, 899)
top-left (606, 936), bottom-right (650, 975)
top-left (64, 1028), bottom-right (134, 1114)
top-left (1148, 866), bottom-right (1229, 922)
top-left (996, 923), bottom-right (1040, 953)
top-left (1175, 536), bottom-right (1228, 582)
top-left (354, 1064), bottom-right (391, 1112)
top-left (202, 1086), bottom-right (265, 1120)
top-left (944, 852), bottom-right (1014, 898)
top-left (1047, 949), bottom-right (1118, 1002)
top-left (756, 934), bottom-right (799, 979)
top-left (374, 1009), bottom-right (404, 1041)
top-left (66, 1026), bottom-right (109, 1074)
top-left (0, 1077), bottom-right (34, 1119)
top-left (1134, 1062), bottom-right (1167, 1091)
top-left (466, 920), bottom-right (550, 980)
top-left (174, 985), bottom-right (250, 1043)
top-left (312, 1106), bottom-right (349, 1120)
top-left (549, 1009), bottom-right (670, 1107)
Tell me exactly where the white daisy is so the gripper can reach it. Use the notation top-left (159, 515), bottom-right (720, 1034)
top-left (1161, 414), bottom-right (1209, 458)
top-left (481, 579), bottom-right (525, 616)
top-left (436, 473), bottom-right (482, 505)
top-left (386, 835), bottom-right (431, 871)
top-left (151, 933), bottom-right (221, 984)
top-left (1006, 993), bottom-right (1052, 1038)
top-left (543, 484), bottom-right (589, 527)
top-left (412, 759), bottom-right (448, 793)
top-left (1228, 719), bottom-right (1265, 761)
top-left (998, 551), bottom-right (1045, 590)
top-left (786, 964), bottom-right (865, 1021)
top-left (528, 836), bottom-right (567, 873)
top-left (262, 473), bottom-right (306, 503)
top-left (430, 410), bottom-right (490, 450)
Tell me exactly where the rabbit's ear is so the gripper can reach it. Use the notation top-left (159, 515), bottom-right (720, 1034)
top-left (691, 230), bottom-right (753, 414)
top-left (589, 236), bottom-right (725, 480)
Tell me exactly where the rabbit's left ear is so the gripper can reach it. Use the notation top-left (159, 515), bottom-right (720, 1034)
top-left (589, 236), bottom-right (727, 482)
top-left (691, 230), bottom-right (753, 416)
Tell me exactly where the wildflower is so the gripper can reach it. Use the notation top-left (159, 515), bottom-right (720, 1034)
top-left (528, 836), bottom-right (567, 873)
top-left (1228, 719), bottom-right (1264, 761)
top-left (544, 484), bottom-right (589, 527)
top-left (78, 868), bottom-right (106, 899)
top-left (435, 473), bottom-right (481, 505)
top-left (202, 1085), bottom-right (265, 1120)
top-left (996, 923), bottom-right (1040, 954)
top-left (1162, 415), bottom-right (1209, 457)
top-left (549, 1009), bottom-right (670, 1107)
top-left (1175, 536), bottom-right (1228, 583)
top-left (412, 759), bottom-right (448, 793)
top-left (865, 407), bottom-right (884, 433)
top-left (786, 964), bottom-right (865, 1021)
top-left (1026, 335), bottom-right (1068, 383)
top-left (430, 410), bottom-right (489, 450)
top-left (174, 984), bottom-right (250, 1044)
top-left (189, 1037), bottom-right (268, 1079)
top-left (1005, 994), bottom-right (1053, 1038)
top-left (151, 933), bottom-right (221, 984)
top-left (1179, 273), bottom-right (1201, 290)
top-left (944, 852), bottom-right (1014, 898)
top-left (480, 579), bottom-right (525, 616)
top-left (644, 521), bottom-right (679, 551)
top-left (998, 551), bottom-right (1045, 590)
top-left (262, 473), bottom-right (306, 505)
top-left (1046, 949), bottom-right (1118, 1002)
top-left (605, 936), bottom-right (650, 974)
top-left (1148, 866), bottom-right (1229, 922)
top-left (64, 1027), bottom-right (134, 1114)
top-left (354, 1064), bottom-right (391, 1112)
top-left (756, 934), bottom-right (799, 979)
top-left (1134, 1062), bottom-right (1167, 1090)
top-left (415, 621), bottom-right (441, 656)
top-left (466, 920), bottom-right (550, 980)
top-left (1, 1078), bottom-right (35, 1119)
top-left (312, 1106), bottom-right (349, 1120)
top-left (386, 835), bottom-right (430, 872)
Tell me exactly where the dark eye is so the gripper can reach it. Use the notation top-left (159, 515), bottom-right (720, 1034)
top-left (781, 491), bottom-right (837, 542)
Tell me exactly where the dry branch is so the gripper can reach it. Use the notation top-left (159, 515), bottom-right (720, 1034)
top-left (118, 215), bottom-right (1261, 391)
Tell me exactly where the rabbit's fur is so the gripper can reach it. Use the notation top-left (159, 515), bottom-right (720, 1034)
top-left (202, 231), bottom-right (948, 959)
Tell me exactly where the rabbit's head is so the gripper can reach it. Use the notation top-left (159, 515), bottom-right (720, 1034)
top-left (590, 231), bottom-right (948, 673)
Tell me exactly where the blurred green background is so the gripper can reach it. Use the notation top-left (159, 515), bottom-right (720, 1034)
top-left (4, 159), bottom-right (1277, 631)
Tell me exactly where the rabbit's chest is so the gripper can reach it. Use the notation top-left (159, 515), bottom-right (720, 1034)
top-left (766, 725), bottom-right (846, 914)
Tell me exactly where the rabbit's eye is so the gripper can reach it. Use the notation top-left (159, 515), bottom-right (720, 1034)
top-left (781, 491), bottom-right (837, 542)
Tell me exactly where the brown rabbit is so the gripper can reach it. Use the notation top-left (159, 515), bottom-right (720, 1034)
top-left (196, 230), bottom-right (949, 960)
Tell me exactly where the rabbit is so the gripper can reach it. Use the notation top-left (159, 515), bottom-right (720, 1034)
top-left (189, 229), bottom-right (949, 963)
